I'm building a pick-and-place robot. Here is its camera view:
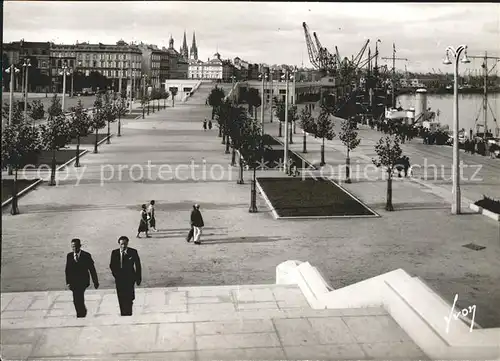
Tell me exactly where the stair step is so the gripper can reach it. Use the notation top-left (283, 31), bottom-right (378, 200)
top-left (2, 284), bottom-right (388, 330)
top-left (1, 306), bottom-right (387, 330)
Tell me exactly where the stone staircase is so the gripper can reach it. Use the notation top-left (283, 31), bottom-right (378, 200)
top-left (184, 81), bottom-right (214, 105)
top-left (277, 261), bottom-right (500, 360)
top-left (1, 283), bottom-right (426, 360)
top-left (3, 261), bottom-right (498, 360)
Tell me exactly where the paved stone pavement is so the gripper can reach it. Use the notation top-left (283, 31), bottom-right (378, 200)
top-left (1, 284), bottom-right (428, 360)
top-left (293, 104), bottom-right (500, 201)
top-left (2, 95), bottom-right (500, 329)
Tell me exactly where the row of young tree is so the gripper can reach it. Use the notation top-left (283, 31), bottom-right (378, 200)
top-left (139, 88), bottom-right (173, 119)
top-left (2, 93), bottom-right (128, 215)
top-left (207, 86), bottom-right (267, 212)
top-left (206, 85), bottom-right (407, 212)
top-left (296, 98), bottom-right (407, 212)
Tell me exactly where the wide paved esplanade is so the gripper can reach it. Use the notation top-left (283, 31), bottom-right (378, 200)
top-left (2, 2), bottom-right (500, 360)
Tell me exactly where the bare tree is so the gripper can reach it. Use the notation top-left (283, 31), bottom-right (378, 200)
top-left (372, 135), bottom-right (403, 211)
top-left (39, 95), bottom-right (73, 186)
top-left (298, 107), bottom-right (315, 153)
top-left (339, 117), bottom-right (361, 183)
top-left (69, 100), bottom-right (91, 167)
top-left (315, 106), bottom-right (336, 166)
top-left (1, 122), bottom-right (40, 214)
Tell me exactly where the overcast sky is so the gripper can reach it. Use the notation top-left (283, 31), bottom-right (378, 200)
top-left (3, 2), bottom-right (500, 73)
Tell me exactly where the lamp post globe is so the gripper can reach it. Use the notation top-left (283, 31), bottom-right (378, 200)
top-left (443, 44), bottom-right (469, 215)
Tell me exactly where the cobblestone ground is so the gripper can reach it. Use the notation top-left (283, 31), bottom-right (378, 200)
top-left (2, 100), bottom-right (500, 328)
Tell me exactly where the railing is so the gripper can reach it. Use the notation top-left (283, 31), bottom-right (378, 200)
top-left (225, 81), bottom-right (240, 102)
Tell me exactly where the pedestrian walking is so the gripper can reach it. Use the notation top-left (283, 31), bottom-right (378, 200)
top-left (186, 224), bottom-right (194, 243)
top-left (403, 156), bottom-right (411, 177)
top-left (190, 204), bottom-right (204, 245)
top-left (136, 204), bottom-right (150, 238)
top-left (208, 120), bottom-right (213, 130)
top-left (490, 143), bottom-right (497, 159)
top-left (147, 200), bottom-right (157, 232)
top-left (65, 238), bottom-right (99, 318)
top-left (110, 236), bottom-right (142, 316)
top-left (203, 118), bottom-right (207, 131)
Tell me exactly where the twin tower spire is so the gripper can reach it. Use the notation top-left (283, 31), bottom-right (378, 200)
top-left (180, 30), bottom-right (198, 61)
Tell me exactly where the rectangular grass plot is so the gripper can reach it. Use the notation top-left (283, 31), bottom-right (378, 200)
top-left (462, 243), bottom-right (486, 251)
top-left (257, 177), bottom-right (376, 218)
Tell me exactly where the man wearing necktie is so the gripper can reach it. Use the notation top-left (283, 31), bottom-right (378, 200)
top-left (109, 236), bottom-right (142, 316)
top-left (65, 238), bottom-right (99, 318)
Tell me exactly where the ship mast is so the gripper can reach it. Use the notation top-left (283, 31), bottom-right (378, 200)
top-left (381, 43), bottom-right (408, 109)
top-left (469, 52), bottom-right (500, 143)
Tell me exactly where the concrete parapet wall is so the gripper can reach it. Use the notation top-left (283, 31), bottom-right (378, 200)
top-left (275, 261), bottom-right (500, 359)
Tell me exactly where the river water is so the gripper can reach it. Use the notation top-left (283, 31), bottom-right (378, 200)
top-left (397, 93), bottom-right (500, 136)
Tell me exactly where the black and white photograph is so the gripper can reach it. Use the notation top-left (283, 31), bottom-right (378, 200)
top-left (1, 1), bottom-right (500, 360)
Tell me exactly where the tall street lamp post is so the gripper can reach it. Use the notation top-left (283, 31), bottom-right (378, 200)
top-left (5, 65), bottom-right (20, 126)
top-left (292, 66), bottom-right (297, 134)
top-left (230, 75), bottom-right (236, 102)
top-left (60, 62), bottom-right (71, 113)
top-left (269, 71), bottom-right (273, 123)
top-left (142, 74), bottom-right (147, 98)
top-left (128, 57), bottom-right (133, 113)
top-left (5, 64), bottom-right (21, 175)
top-left (70, 63), bottom-right (75, 98)
top-left (443, 44), bottom-right (470, 215)
top-left (23, 58), bottom-right (31, 122)
top-left (258, 72), bottom-right (268, 135)
top-left (281, 70), bottom-right (294, 174)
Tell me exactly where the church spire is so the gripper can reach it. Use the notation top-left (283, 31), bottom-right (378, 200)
top-left (181, 30), bottom-right (189, 59)
top-left (169, 34), bottom-right (174, 49)
top-left (190, 31), bottom-right (198, 61)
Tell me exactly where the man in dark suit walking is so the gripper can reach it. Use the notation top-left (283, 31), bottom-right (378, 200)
top-left (109, 236), bottom-right (142, 316)
top-left (65, 238), bottom-right (99, 318)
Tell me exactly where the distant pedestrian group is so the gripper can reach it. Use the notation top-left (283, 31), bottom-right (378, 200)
top-left (203, 118), bottom-right (212, 131)
top-left (395, 156), bottom-right (411, 178)
top-left (137, 200), bottom-right (157, 238)
top-left (65, 236), bottom-right (141, 317)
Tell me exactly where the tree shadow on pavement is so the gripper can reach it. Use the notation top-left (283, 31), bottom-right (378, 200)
top-left (151, 232), bottom-right (227, 239)
top-left (195, 236), bottom-right (286, 245)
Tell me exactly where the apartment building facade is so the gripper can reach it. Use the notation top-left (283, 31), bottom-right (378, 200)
top-left (50, 41), bottom-right (143, 92)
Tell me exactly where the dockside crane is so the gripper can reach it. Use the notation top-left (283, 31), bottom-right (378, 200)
top-left (302, 22), bottom-right (338, 76)
top-left (302, 22), bottom-right (392, 120)
top-left (302, 22), bottom-right (321, 70)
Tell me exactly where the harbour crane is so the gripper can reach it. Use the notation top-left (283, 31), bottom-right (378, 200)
top-left (302, 22), bottom-right (321, 70)
top-left (302, 22), bottom-right (338, 76)
top-left (302, 22), bottom-right (393, 120)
